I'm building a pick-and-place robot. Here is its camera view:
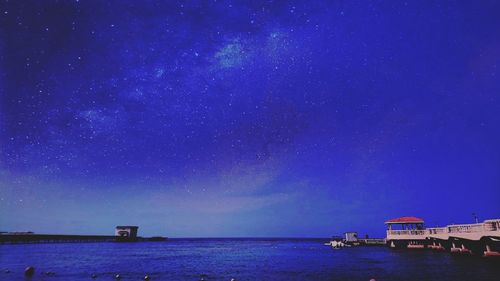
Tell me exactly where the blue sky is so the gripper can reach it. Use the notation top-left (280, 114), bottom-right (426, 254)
top-left (1, 0), bottom-right (499, 237)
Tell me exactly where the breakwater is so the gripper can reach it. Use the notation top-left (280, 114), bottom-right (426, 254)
top-left (0, 234), bottom-right (167, 244)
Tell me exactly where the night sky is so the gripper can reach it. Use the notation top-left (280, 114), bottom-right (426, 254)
top-left (1, 1), bottom-right (499, 237)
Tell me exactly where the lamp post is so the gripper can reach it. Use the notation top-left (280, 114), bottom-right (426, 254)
top-left (472, 213), bottom-right (479, 224)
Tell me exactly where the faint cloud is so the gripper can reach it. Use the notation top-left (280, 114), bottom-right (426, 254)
top-left (213, 39), bottom-right (248, 69)
top-left (78, 108), bottom-right (125, 134)
top-left (211, 29), bottom-right (292, 73)
top-left (149, 158), bottom-right (292, 213)
top-left (151, 191), bottom-right (291, 214)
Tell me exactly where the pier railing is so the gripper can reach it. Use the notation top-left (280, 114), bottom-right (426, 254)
top-left (427, 227), bottom-right (446, 234)
top-left (386, 230), bottom-right (426, 240)
top-left (358, 238), bottom-right (386, 245)
top-left (447, 223), bottom-right (483, 234)
top-left (483, 219), bottom-right (499, 231)
top-left (388, 219), bottom-right (500, 242)
top-left (387, 230), bottom-right (426, 236)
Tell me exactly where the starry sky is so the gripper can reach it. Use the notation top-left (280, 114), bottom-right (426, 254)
top-left (1, 0), bottom-right (499, 237)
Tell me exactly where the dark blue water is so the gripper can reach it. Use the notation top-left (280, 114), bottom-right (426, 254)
top-left (1, 239), bottom-right (499, 281)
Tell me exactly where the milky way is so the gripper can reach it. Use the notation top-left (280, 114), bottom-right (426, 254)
top-left (1, 1), bottom-right (499, 236)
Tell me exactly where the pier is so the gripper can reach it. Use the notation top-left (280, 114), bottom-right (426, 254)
top-left (0, 226), bottom-right (167, 244)
top-left (0, 234), bottom-right (118, 244)
top-left (0, 234), bottom-right (167, 244)
top-left (385, 217), bottom-right (500, 256)
top-left (358, 238), bottom-right (386, 246)
top-left (327, 232), bottom-right (386, 247)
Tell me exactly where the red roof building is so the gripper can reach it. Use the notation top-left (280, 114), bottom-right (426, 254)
top-left (385, 216), bottom-right (424, 224)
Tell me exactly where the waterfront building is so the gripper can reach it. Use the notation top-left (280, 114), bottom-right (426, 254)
top-left (385, 216), bottom-right (426, 248)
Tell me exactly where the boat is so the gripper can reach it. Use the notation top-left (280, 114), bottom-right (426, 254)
top-left (327, 236), bottom-right (345, 249)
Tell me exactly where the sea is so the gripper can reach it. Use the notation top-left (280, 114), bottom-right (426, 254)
top-left (0, 238), bottom-right (499, 281)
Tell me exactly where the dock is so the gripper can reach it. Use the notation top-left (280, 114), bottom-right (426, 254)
top-left (333, 232), bottom-right (386, 247)
top-left (358, 238), bottom-right (386, 245)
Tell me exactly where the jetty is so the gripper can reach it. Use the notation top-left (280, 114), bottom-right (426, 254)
top-left (325, 232), bottom-right (386, 248)
top-left (385, 217), bottom-right (500, 257)
top-left (0, 226), bottom-right (167, 244)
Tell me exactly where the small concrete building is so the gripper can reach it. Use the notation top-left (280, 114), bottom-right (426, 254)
top-left (115, 226), bottom-right (138, 238)
top-left (345, 232), bottom-right (358, 242)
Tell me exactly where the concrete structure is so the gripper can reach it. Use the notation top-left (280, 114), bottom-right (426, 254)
top-left (427, 219), bottom-right (500, 256)
top-left (115, 226), bottom-right (138, 238)
top-left (385, 217), bottom-right (500, 256)
top-left (344, 232), bottom-right (358, 243)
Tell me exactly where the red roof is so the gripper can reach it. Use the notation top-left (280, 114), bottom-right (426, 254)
top-left (385, 216), bottom-right (424, 224)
